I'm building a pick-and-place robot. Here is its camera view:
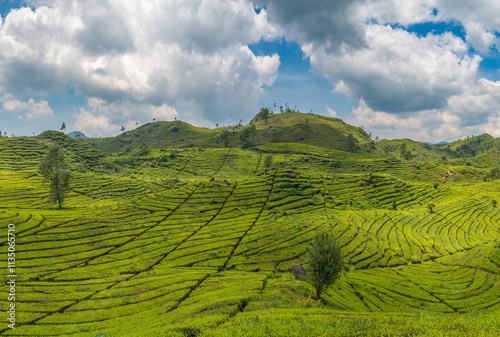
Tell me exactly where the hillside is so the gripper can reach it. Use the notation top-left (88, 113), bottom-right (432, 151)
top-left (91, 112), bottom-right (374, 154)
top-left (441, 134), bottom-right (500, 157)
top-left (0, 113), bottom-right (499, 336)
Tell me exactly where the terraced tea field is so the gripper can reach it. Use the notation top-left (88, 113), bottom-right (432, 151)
top-left (0, 134), bottom-right (499, 336)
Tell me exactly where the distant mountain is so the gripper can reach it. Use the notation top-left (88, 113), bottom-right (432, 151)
top-left (68, 131), bottom-right (88, 140)
top-left (424, 141), bottom-right (448, 145)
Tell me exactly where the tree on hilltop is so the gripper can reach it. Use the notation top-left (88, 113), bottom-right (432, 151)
top-left (252, 107), bottom-right (270, 123)
top-left (39, 144), bottom-right (71, 209)
top-left (219, 129), bottom-right (230, 147)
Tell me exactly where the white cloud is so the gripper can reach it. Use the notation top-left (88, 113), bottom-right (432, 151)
top-left (261, 0), bottom-right (368, 53)
top-left (359, 0), bottom-right (439, 26)
top-left (73, 109), bottom-right (118, 137)
top-left (3, 0), bottom-right (500, 141)
top-left (146, 104), bottom-right (178, 121)
top-left (435, 0), bottom-right (500, 52)
top-left (348, 79), bottom-right (500, 142)
top-left (2, 95), bottom-right (54, 119)
top-left (0, 0), bottom-right (281, 133)
top-left (326, 106), bottom-right (337, 117)
top-left (72, 97), bottom-right (178, 137)
top-left (308, 25), bottom-right (480, 113)
top-left (462, 21), bottom-right (497, 53)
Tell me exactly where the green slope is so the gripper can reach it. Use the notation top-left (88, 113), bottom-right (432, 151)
top-left (91, 112), bottom-right (375, 153)
top-left (0, 113), bottom-right (499, 336)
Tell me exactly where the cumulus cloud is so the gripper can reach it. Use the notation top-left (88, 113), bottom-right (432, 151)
top-left (359, 0), bottom-right (500, 53)
top-left (349, 79), bottom-right (500, 142)
top-left (261, 0), bottom-right (368, 53)
top-left (1, 95), bottom-right (54, 119)
top-left (308, 25), bottom-right (480, 113)
top-left (73, 109), bottom-right (119, 137)
top-left (326, 106), bottom-right (337, 117)
top-left (435, 0), bottom-right (500, 52)
top-left (73, 97), bottom-right (179, 136)
top-left (0, 0), bottom-right (281, 132)
top-left (359, 0), bottom-right (438, 26)
top-left (3, 0), bottom-right (500, 141)
top-left (259, 0), bottom-right (500, 141)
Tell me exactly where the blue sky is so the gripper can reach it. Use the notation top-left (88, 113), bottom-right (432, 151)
top-left (1, 0), bottom-right (500, 142)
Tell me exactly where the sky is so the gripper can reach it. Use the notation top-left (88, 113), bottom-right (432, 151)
top-left (0, 0), bottom-right (500, 142)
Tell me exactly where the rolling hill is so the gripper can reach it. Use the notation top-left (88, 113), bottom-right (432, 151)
top-left (0, 112), bottom-right (499, 336)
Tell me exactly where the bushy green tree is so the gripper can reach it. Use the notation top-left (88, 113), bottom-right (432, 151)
top-left (399, 143), bottom-right (412, 160)
top-left (268, 127), bottom-right (283, 141)
top-left (240, 124), bottom-right (257, 146)
top-left (38, 144), bottom-right (71, 209)
top-left (219, 129), bottom-right (230, 147)
top-left (264, 154), bottom-right (273, 167)
top-left (307, 232), bottom-right (343, 300)
top-left (252, 107), bottom-right (270, 122)
top-left (240, 127), bottom-right (250, 145)
top-left (346, 134), bottom-right (356, 152)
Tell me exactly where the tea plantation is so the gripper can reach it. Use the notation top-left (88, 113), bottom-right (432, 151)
top-left (0, 113), bottom-right (499, 336)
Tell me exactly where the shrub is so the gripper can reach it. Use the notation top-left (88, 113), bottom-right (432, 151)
top-left (297, 298), bottom-right (321, 308)
top-left (427, 203), bottom-right (435, 213)
top-left (264, 154), bottom-right (273, 167)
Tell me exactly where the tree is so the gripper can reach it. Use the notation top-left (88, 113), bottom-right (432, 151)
top-left (240, 124), bottom-right (257, 147)
top-left (268, 127), bottom-right (283, 141)
top-left (399, 143), bottom-right (412, 160)
top-left (264, 154), bottom-right (273, 167)
top-left (383, 144), bottom-right (391, 155)
top-left (239, 127), bottom-right (251, 146)
top-left (38, 144), bottom-right (71, 209)
top-left (250, 123), bottom-right (257, 143)
top-left (219, 129), bottom-right (230, 147)
top-left (346, 134), bottom-right (356, 152)
top-left (252, 107), bottom-right (270, 122)
top-left (307, 232), bottom-right (343, 300)
top-left (60, 122), bottom-right (66, 132)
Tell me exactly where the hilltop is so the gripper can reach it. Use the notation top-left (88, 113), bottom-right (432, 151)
top-left (90, 111), bottom-right (374, 153)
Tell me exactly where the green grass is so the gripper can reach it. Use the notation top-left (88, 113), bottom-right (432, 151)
top-left (0, 114), bottom-right (499, 336)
